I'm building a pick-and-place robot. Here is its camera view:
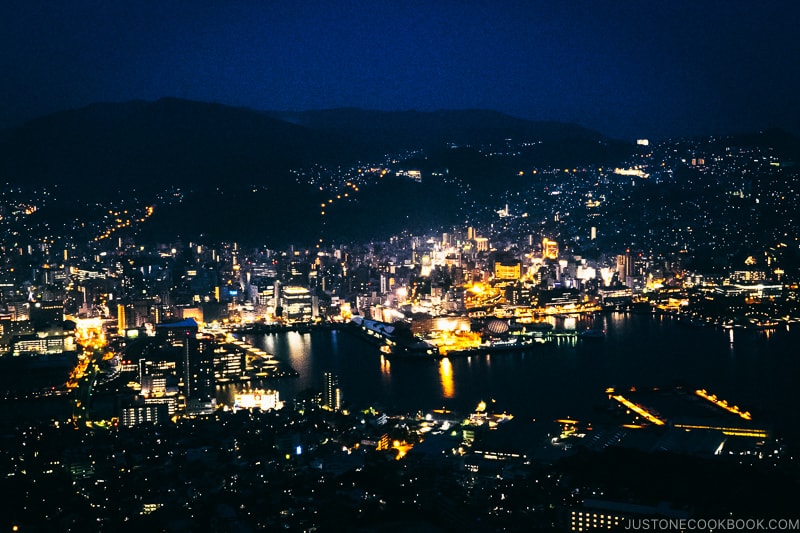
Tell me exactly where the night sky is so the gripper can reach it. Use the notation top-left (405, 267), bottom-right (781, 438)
top-left (2, 1), bottom-right (798, 141)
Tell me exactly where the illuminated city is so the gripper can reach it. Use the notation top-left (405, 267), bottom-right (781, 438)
top-left (1, 117), bottom-right (799, 530)
top-left (2, 2), bottom-right (800, 531)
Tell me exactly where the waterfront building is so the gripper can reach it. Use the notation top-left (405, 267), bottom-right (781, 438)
top-left (598, 286), bottom-right (633, 307)
top-left (213, 344), bottom-right (246, 382)
top-left (280, 285), bottom-right (313, 323)
top-left (233, 389), bottom-right (283, 411)
top-left (714, 282), bottom-right (783, 299)
top-left (323, 371), bottom-right (343, 412)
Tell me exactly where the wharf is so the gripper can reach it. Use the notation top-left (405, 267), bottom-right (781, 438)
top-left (225, 338), bottom-right (298, 378)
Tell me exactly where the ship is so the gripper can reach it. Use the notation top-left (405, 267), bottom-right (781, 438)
top-left (577, 328), bottom-right (606, 340)
top-left (442, 335), bottom-right (544, 357)
top-left (347, 316), bottom-right (440, 358)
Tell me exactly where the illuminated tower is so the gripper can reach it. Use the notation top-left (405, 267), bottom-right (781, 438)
top-left (182, 335), bottom-right (216, 415)
top-left (117, 303), bottom-right (127, 331)
top-left (323, 372), bottom-right (343, 412)
top-left (616, 249), bottom-right (634, 286)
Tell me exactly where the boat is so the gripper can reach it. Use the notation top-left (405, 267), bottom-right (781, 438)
top-left (347, 316), bottom-right (439, 358)
top-left (442, 335), bottom-right (542, 357)
top-left (577, 328), bottom-right (605, 340)
top-left (522, 321), bottom-right (554, 332)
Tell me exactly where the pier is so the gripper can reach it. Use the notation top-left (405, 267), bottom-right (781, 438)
top-left (225, 337), bottom-right (298, 378)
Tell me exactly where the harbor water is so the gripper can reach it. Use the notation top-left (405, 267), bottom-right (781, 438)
top-left (221, 313), bottom-right (800, 443)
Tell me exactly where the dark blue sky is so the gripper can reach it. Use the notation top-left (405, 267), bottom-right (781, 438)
top-left (2, 1), bottom-right (798, 140)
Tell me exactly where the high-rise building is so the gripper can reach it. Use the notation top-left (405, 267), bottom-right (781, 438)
top-left (493, 254), bottom-right (521, 281)
top-left (323, 371), bottom-right (343, 411)
top-left (616, 249), bottom-right (634, 286)
top-left (213, 346), bottom-right (246, 382)
top-left (380, 273), bottom-right (388, 294)
top-left (184, 338), bottom-right (215, 402)
top-left (118, 299), bottom-right (159, 330)
top-left (280, 285), bottom-right (312, 322)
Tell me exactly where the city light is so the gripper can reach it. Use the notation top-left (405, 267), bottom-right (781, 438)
top-left (611, 394), bottom-right (665, 426)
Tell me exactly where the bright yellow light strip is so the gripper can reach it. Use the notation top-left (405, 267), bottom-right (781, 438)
top-left (612, 395), bottom-right (665, 425)
top-left (675, 424), bottom-right (768, 438)
top-left (695, 389), bottom-right (752, 420)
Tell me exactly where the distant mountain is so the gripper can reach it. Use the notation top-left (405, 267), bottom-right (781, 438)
top-left (3, 98), bottom-right (797, 248)
top-left (0, 99), bottom-right (627, 193)
top-left (711, 128), bottom-right (800, 161)
top-left (0, 98), bottom-right (350, 193)
top-left (270, 107), bottom-right (615, 156)
top-left (0, 98), bottom-right (635, 245)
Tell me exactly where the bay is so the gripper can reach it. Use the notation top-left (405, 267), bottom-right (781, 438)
top-left (220, 313), bottom-right (800, 443)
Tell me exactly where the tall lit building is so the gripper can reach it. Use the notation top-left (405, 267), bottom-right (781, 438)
top-left (493, 254), bottom-right (521, 281)
top-left (323, 371), bottom-right (343, 411)
top-left (213, 346), bottom-right (246, 382)
top-left (184, 338), bottom-right (215, 403)
top-left (153, 319), bottom-right (213, 415)
top-left (117, 299), bottom-right (159, 330)
top-left (616, 249), bottom-right (634, 286)
top-left (280, 285), bottom-right (312, 322)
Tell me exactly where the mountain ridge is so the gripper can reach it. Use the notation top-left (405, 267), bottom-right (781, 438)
top-left (0, 98), bottom-right (626, 192)
top-left (3, 98), bottom-right (797, 247)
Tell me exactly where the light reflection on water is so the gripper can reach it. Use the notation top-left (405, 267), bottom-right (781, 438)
top-left (218, 314), bottom-right (800, 442)
top-left (439, 357), bottom-right (454, 398)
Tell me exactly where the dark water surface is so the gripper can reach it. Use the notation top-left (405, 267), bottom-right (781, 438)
top-left (221, 313), bottom-right (800, 442)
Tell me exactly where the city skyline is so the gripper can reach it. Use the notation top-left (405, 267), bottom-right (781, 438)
top-left (2, 1), bottom-right (799, 141)
top-left (2, 3), bottom-right (800, 528)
